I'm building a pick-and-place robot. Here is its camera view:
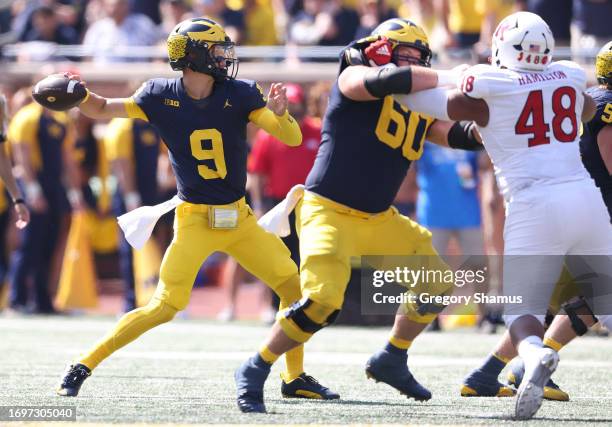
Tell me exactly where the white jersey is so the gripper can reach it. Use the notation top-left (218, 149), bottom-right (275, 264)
top-left (460, 61), bottom-right (591, 200)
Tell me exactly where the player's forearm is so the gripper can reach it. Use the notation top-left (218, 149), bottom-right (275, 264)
top-left (13, 144), bottom-right (41, 200)
top-left (78, 92), bottom-right (130, 120)
top-left (0, 149), bottom-right (24, 202)
top-left (113, 159), bottom-right (141, 208)
top-left (340, 65), bottom-right (458, 102)
top-left (250, 108), bottom-right (302, 147)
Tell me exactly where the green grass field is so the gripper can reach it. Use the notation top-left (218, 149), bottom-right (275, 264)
top-left (0, 315), bottom-right (610, 426)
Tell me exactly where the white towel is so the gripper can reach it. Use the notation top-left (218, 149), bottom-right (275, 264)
top-left (258, 185), bottom-right (305, 237)
top-left (117, 195), bottom-right (182, 249)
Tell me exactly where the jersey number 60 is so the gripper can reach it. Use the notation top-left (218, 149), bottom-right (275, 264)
top-left (375, 96), bottom-right (429, 160)
top-left (190, 129), bottom-right (227, 179)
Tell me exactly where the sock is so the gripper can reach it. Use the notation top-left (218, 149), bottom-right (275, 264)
top-left (385, 336), bottom-right (412, 355)
top-left (479, 353), bottom-right (508, 377)
top-left (79, 300), bottom-right (176, 370)
top-left (517, 335), bottom-right (544, 361)
top-left (543, 337), bottom-right (563, 352)
top-left (274, 275), bottom-right (305, 382)
top-left (258, 345), bottom-right (280, 364)
top-left (282, 347), bottom-right (304, 382)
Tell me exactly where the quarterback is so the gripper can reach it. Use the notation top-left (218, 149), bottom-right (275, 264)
top-left (398, 12), bottom-right (612, 420)
top-left (235, 18), bottom-right (485, 413)
top-left (54, 18), bottom-right (337, 401)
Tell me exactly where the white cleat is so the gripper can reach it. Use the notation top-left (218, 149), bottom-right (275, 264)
top-left (514, 348), bottom-right (559, 420)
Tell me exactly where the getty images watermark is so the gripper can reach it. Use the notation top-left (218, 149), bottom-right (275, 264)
top-left (359, 255), bottom-right (522, 315)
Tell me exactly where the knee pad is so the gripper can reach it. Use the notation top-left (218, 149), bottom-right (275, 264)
top-left (504, 313), bottom-right (546, 328)
top-left (279, 297), bottom-right (340, 343)
top-left (561, 297), bottom-right (598, 336)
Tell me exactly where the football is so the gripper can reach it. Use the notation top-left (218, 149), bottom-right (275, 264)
top-left (31, 74), bottom-right (88, 111)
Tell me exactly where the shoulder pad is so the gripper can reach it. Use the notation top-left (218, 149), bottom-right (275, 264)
top-left (548, 60), bottom-right (587, 91)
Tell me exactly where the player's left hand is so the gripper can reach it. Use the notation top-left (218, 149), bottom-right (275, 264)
top-left (267, 83), bottom-right (288, 116)
top-left (364, 36), bottom-right (393, 66)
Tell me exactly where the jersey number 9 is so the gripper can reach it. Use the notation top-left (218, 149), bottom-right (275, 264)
top-left (375, 96), bottom-right (429, 161)
top-left (190, 129), bottom-right (227, 179)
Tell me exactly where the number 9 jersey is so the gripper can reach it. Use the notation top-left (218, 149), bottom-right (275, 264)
top-left (125, 77), bottom-right (266, 204)
top-left (459, 61), bottom-right (591, 200)
top-left (305, 81), bottom-right (434, 213)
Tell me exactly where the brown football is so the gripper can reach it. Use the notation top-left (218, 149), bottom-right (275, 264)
top-left (31, 74), bottom-right (87, 111)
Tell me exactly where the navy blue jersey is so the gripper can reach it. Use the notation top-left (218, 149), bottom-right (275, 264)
top-left (305, 81), bottom-right (434, 213)
top-left (580, 86), bottom-right (612, 191)
top-left (131, 77), bottom-right (266, 204)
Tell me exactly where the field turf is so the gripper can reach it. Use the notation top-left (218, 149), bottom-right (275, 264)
top-left (0, 316), bottom-right (610, 425)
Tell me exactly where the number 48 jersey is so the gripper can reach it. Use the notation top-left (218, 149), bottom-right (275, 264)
top-left (460, 61), bottom-right (591, 199)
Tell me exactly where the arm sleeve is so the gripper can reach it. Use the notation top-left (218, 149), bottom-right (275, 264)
top-left (396, 88), bottom-right (451, 121)
top-left (248, 107), bottom-right (302, 147)
top-left (104, 119), bottom-right (134, 161)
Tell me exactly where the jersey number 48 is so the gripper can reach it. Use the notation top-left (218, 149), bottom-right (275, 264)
top-left (515, 86), bottom-right (578, 147)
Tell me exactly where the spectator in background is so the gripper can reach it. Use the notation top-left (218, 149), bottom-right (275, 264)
top-left (243, 0), bottom-right (279, 45)
top-left (416, 142), bottom-right (484, 255)
top-left (473, 0), bottom-right (515, 62)
top-left (104, 117), bottom-right (162, 312)
top-left (158, 0), bottom-right (191, 38)
top-left (192, 0), bottom-right (245, 44)
top-left (438, 0), bottom-right (482, 50)
top-left (83, 0), bottom-right (158, 62)
top-left (354, 0), bottom-right (397, 40)
top-left (516, 0), bottom-right (572, 46)
top-left (21, 6), bottom-right (79, 44)
top-left (290, 0), bottom-right (359, 47)
top-left (129, 0), bottom-right (161, 25)
top-left (7, 100), bottom-right (83, 314)
top-left (572, 0), bottom-right (612, 58)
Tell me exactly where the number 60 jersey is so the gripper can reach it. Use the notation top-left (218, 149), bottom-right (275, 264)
top-left (460, 61), bottom-right (590, 200)
top-left (125, 77), bottom-right (266, 204)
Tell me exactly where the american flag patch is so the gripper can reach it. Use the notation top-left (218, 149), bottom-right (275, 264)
top-left (528, 44), bottom-right (540, 53)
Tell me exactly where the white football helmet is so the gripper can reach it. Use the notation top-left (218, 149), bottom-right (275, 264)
top-left (491, 11), bottom-right (554, 72)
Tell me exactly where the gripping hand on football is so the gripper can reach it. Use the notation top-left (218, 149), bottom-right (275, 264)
top-left (267, 83), bottom-right (288, 116)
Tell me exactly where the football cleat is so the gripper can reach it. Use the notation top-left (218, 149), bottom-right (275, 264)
top-left (235, 356), bottom-right (270, 413)
top-left (460, 368), bottom-right (515, 397)
top-left (508, 357), bottom-right (569, 401)
top-left (56, 363), bottom-right (91, 396)
top-left (514, 348), bottom-right (559, 420)
top-left (281, 373), bottom-right (340, 400)
top-left (365, 350), bottom-right (431, 401)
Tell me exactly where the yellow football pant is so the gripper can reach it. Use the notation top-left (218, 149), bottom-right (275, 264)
top-left (79, 198), bottom-right (304, 377)
top-left (279, 191), bottom-right (452, 343)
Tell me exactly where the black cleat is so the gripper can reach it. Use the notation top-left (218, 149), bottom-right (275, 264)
top-left (57, 363), bottom-right (91, 396)
top-left (366, 350), bottom-right (432, 401)
top-left (281, 373), bottom-right (340, 400)
top-left (235, 356), bottom-right (271, 413)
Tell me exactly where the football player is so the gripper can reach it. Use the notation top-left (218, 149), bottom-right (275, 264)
top-left (55, 18), bottom-right (338, 401)
top-left (397, 12), bottom-right (612, 420)
top-left (234, 18), bottom-right (486, 413)
top-left (500, 38), bottom-right (612, 403)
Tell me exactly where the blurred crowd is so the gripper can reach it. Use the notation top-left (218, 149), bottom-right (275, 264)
top-left (0, 0), bottom-right (611, 63)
